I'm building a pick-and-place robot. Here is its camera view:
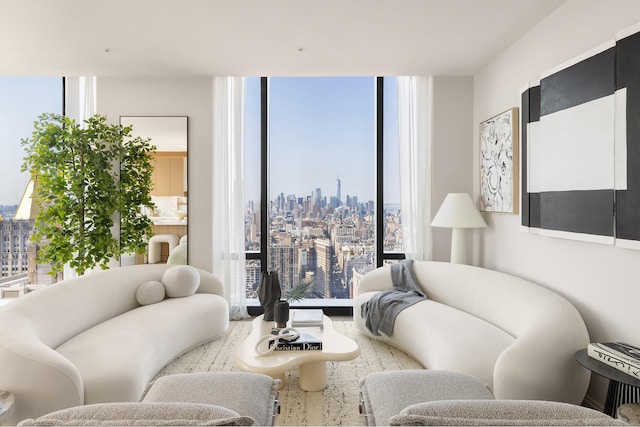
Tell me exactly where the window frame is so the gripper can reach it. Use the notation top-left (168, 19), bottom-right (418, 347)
top-left (246, 76), bottom-right (404, 316)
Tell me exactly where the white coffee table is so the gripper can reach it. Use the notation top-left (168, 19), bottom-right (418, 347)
top-left (234, 312), bottom-right (360, 391)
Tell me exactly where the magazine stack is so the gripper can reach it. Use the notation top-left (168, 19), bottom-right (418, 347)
top-left (587, 342), bottom-right (640, 379)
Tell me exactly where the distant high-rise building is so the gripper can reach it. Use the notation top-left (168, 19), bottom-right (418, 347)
top-left (331, 223), bottom-right (357, 250)
top-left (1, 219), bottom-right (33, 278)
top-left (314, 188), bottom-right (322, 205)
top-left (245, 261), bottom-right (261, 297)
top-left (278, 192), bottom-right (285, 213)
top-left (314, 238), bottom-right (333, 298)
top-left (286, 194), bottom-right (297, 213)
top-left (336, 175), bottom-right (341, 206)
top-left (269, 243), bottom-right (298, 294)
top-left (1, 179), bottom-right (58, 284)
top-left (250, 223), bottom-right (258, 242)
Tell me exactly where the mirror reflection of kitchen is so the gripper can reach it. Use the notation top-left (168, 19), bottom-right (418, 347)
top-left (120, 116), bottom-right (188, 265)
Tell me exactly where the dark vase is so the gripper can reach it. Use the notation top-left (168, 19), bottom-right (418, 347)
top-left (257, 271), bottom-right (281, 321)
top-left (274, 299), bottom-right (290, 329)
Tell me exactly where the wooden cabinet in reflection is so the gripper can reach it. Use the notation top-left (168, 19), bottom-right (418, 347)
top-left (151, 152), bottom-right (187, 197)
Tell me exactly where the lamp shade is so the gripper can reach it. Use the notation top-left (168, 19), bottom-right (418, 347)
top-left (431, 193), bottom-right (487, 229)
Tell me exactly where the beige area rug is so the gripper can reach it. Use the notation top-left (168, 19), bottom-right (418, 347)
top-left (155, 318), bottom-right (423, 426)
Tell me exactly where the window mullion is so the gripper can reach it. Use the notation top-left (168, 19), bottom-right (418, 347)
top-left (260, 77), bottom-right (268, 270)
top-left (376, 77), bottom-right (385, 267)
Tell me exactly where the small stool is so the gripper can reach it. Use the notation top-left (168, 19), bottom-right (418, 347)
top-left (147, 234), bottom-right (179, 264)
top-left (141, 372), bottom-right (280, 426)
top-left (359, 370), bottom-right (494, 426)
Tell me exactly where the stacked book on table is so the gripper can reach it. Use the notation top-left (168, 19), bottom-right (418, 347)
top-left (269, 332), bottom-right (323, 351)
top-left (588, 342), bottom-right (640, 379)
top-left (291, 309), bottom-right (324, 328)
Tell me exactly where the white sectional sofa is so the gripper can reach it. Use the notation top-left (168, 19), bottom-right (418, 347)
top-left (353, 261), bottom-right (591, 405)
top-left (0, 264), bottom-right (229, 426)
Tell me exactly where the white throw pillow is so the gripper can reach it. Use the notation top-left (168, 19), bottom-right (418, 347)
top-left (136, 280), bottom-right (166, 306)
top-left (162, 265), bottom-right (200, 298)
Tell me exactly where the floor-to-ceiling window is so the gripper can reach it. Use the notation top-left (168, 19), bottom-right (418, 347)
top-left (245, 77), bottom-right (402, 311)
top-left (0, 77), bottom-right (64, 296)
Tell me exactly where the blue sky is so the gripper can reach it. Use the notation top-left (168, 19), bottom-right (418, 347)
top-left (0, 77), bottom-right (62, 205)
top-left (245, 76), bottom-right (400, 205)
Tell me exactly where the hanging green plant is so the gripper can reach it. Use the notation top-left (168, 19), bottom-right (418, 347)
top-left (21, 113), bottom-right (156, 276)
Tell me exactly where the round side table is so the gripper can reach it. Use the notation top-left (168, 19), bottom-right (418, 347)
top-left (0, 390), bottom-right (14, 424)
top-left (575, 349), bottom-right (640, 416)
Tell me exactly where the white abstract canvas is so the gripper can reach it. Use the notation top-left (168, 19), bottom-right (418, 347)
top-left (480, 108), bottom-right (519, 213)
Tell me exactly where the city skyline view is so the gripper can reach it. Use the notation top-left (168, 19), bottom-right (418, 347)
top-left (244, 77), bottom-right (400, 205)
top-left (269, 76), bottom-right (375, 203)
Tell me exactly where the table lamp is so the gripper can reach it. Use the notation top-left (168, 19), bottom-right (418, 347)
top-left (431, 193), bottom-right (487, 264)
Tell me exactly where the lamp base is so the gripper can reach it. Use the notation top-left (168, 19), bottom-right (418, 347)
top-left (450, 228), bottom-right (467, 264)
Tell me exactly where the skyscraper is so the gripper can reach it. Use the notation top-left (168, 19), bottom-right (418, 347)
top-left (336, 175), bottom-right (341, 206)
top-left (314, 238), bottom-right (333, 298)
top-left (314, 188), bottom-right (322, 205)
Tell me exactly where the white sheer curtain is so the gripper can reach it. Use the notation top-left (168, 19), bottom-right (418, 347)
top-left (64, 76), bottom-right (96, 123)
top-left (212, 77), bottom-right (249, 320)
top-left (79, 76), bottom-right (96, 123)
top-left (397, 76), bottom-right (433, 261)
top-left (63, 76), bottom-right (98, 279)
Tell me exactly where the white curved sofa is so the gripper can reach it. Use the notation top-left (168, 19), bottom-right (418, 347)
top-left (353, 261), bottom-right (590, 405)
top-left (0, 264), bottom-right (229, 425)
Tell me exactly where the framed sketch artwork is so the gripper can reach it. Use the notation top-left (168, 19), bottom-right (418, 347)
top-left (480, 107), bottom-right (519, 213)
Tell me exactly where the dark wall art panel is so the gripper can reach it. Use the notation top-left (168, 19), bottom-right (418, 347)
top-left (615, 29), bottom-right (640, 245)
top-left (521, 85), bottom-right (540, 229)
top-left (540, 47), bottom-right (615, 116)
top-left (520, 22), bottom-right (640, 248)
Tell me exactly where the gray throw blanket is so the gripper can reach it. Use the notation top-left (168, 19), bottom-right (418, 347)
top-left (361, 259), bottom-right (426, 336)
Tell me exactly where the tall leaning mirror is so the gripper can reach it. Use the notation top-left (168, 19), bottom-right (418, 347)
top-left (120, 116), bottom-right (188, 265)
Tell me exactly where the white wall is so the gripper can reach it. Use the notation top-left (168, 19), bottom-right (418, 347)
top-left (473, 0), bottom-right (640, 408)
top-left (431, 76), bottom-right (475, 262)
top-left (96, 77), bottom-right (214, 271)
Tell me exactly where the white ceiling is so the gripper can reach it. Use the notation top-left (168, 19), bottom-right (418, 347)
top-left (1, 0), bottom-right (566, 77)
